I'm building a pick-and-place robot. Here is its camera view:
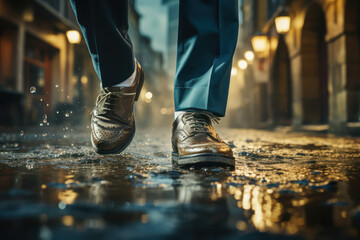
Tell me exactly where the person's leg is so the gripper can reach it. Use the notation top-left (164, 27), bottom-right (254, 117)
top-left (174, 0), bottom-right (239, 117)
top-left (70, 0), bottom-right (145, 154)
top-left (69, 0), bottom-right (135, 87)
top-left (172, 0), bottom-right (238, 167)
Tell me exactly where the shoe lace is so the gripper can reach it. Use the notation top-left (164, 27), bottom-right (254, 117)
top-left (183, 112), bottom-right (220, 135)
top-left (90, 91), bottom-right (136, 116)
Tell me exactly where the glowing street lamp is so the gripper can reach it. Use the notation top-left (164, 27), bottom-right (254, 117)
top-left (66, 30), bottom-right (81, 44)
top-left (145, 92), bottom-right (153, 99)
top-left (238, 59), bottom-right (248, 70)
top-left (275, 16), bottom-right (291, 34)
top-left (231, 68), bottom-right (238, 76)
top-left (244, 50), bottom-right (254, 62)
top-left (251, 35), bottom-right (268, 54)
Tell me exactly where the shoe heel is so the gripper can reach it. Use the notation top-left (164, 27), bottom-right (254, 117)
top-left (135, 68), bottom-right (145, 102)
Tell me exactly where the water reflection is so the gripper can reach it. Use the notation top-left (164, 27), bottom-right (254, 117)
top-left (0, 128), bottom-right (360, 239)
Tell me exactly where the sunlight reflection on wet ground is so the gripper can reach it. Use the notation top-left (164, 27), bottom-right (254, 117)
top-left (0, 127), bottom-right (359, 239)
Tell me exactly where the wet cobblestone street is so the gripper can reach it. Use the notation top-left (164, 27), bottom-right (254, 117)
top-left (0, 126), bottom-right (360, 239)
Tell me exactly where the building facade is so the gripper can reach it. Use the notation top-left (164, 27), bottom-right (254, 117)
top-left (0, 0), bottom-right (98, 126)
top-left (232, 0), bottom-right (360, 134)
top-left (0, 0), bottom-right (166, 127)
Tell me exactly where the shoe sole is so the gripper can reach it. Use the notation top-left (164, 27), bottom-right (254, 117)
top-left (92, 65), bottom-right (145, 155)
top-left (172, 152), bottom-right (235, 167)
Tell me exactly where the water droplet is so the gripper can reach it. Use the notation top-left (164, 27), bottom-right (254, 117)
top-left (39, 123), bottom-right (43, 127)
top-left (43, 114), bottom-right (48, 123)
top-left (20, 130), bottom-right (24, 136)
top-left (56, 111), bottom-right (59, 114)
top-left (34, 134), bottom-right (37, 138)
top-left (58, 201), bottom-right (66, 210)
top-left (55, 84), bottom-right (59, 88)
top-left (63, 135), bottom-right (67, 138)
top-left (71, 143), bottom-right (74, 147)
top-left (70, 111), bottom-right (72, 114)
top-left (46, 104), bottom-right (49, 107)
top-left (30, 86), bottom-right (36, 93)
top-left (40, 98), bottom-right (43, 102)
top-left (65, 127), bottom-right (68, 130)
top-left (86, 125), bottom-right (89, 129)
top-left (46, 123), bottom-right (49, 126)
top-left (65, 113), bottom-right (69, 117)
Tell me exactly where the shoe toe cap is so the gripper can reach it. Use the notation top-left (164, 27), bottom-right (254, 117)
top-left (91, 122), bottom-right (133, 152)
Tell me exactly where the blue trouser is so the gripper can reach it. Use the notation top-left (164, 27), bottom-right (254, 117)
top-left (70, 0), bottom-right (238, 116)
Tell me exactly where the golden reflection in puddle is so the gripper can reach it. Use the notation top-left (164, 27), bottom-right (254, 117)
top-left (62, 215), bottom-right (74, 227)
top-left (210, 182), bottom-right (223, 201)
top-left (242, 185), bottom-right (253, 210)
top-left (236, 221), bottom-right (247, 231)
top-left (58, 189), bottom-right (78, 204)
top-left (228, 183), bottom-right (308, 235)
top-left (291, 199), bottom-right (308, 207)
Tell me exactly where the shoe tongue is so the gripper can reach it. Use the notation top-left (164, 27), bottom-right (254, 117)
top-left (193, 113), bottom-right (211, 122)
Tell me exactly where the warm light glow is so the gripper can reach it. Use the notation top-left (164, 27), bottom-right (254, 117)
top-left (23, 7), bottom-right (34, 22)
top-left (231, 68), bottom-right (238, 76)
top-left (244, 51), bottom-right (255, 62)
top-left (275, 16), bottom-right (291, 34)
top-left (251, 35), bottom-right (268, 53)
top-left (145, 92), bottom-right (153, 99)
top-left (160, 108), bottom-right (167, 115)
top-left (144, 92), bottom-right (152, 103)
top-left (62, 215), bottom-right (74, 227)
top-left (81, 75), bottom-right (88, 85)
top-left (58, 190), bottom-right (78, 204)
top-left (66, 30), bottom-right (81, 44)
top-left (238, 59), bottom-right (248, 70)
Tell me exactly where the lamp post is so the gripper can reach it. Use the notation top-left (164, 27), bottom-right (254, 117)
top-left (275, 16), bottom-right (291, 34)
top-left (66, 30), bottom-right (81, 44)
top-left (251, 33), bottom-right (269, 59)
top-left (244, 50), bottom-right (254, 63)
top-left (251, 35), bottom-right (268, 53)
top-left (238, 59), bottom-right (248, 70)
top-left (275, 9), bottom-right (291, 35)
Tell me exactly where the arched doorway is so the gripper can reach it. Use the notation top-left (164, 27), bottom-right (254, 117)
top-left (272, 36), bottom-right (292, 125)
top-left (301, 3), bottom-right (328, 124)
top-left (345, 0), bottom-right (360, 122)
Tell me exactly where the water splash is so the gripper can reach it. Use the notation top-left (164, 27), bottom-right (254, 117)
top-left (30, 86), bottom-right (36, 94)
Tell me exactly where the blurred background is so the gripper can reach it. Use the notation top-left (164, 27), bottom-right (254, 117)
top-left (0, 0), bottom-right (359, 134)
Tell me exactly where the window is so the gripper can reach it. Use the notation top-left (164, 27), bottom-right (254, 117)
top-left (0, 20), bottom-right (17, 91)
top-left (24, 34), bottom-right (55, 120)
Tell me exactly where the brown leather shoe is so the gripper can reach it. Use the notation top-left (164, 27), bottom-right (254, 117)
top-left (171, 112), bottom-right (235, 167)
top-left (91, 61), bottom-right (144, 154)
